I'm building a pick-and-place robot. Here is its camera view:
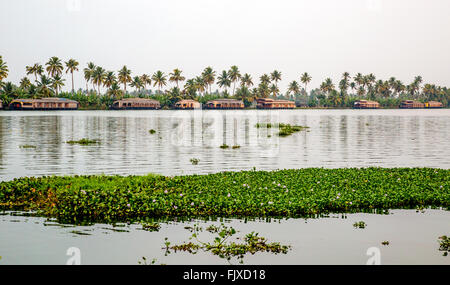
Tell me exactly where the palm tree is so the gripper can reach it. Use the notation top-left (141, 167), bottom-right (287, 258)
top-left (217, 70), bottom-right (231, 95)
top-left (270, 70), bottom-right (282, 88)
top-left (259, 74), bottom-right (271, 85)
top-left (37, 75), bottom-right (53, 97)
top-left (130, 76), bottom-right (143, 93)
top-left (300, 72), bottom-right (312, 95)
top-left (0, 56), bottom-right (9, 82)
top-left (140, 74), bottom-right (151, 91)
top-left (20, 77), bottom-right (32, 90)
top-left (320, 78), bottom-right (335, 95)
top-left (51, 74), bottom-right (65, 96)
top-left (83, 62), bottom-right (96, 92)
top-left (45, 56), bottom-right (63, 78)
top-left (118, 66), bottom-right (132, 93)
top-left (26, 63), bottom-right (43, 82)
top-left (288, 81), bottom-right (300, 99)
top-left (183, 78), bottom-right (197, 98)
top-left (240, 73), bottom-right (253, 88)
top-left (91, 66), bottom-right (106, 95)
top-left (194, 76), bottom-right (206, 96)
top-left (152, 70), bottom-right (167, 94)
top-left (169, 68), bottom-right (185, 88)
top-left (270, 84), bottom-right (279, 98)
top-left (103, 71), bottom-right (117, 89)
top-left (107, 82), bottom-right (123, 99)
top-left (201, 67), bottom-right (216, 94)
top-left (65, 59), bottom-right (79, 93)
top-left (228, 65), bottom-right (241, 96)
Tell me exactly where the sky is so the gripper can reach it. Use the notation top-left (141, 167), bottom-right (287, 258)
top-left (1, 0), bottom-right (450, 93)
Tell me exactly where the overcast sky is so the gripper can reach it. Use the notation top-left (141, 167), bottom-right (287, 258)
top-left (1, 0), bottom-right (450, 93)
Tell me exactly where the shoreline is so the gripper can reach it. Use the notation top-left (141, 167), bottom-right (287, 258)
top-left (1, 168), bottom-right (448, 224)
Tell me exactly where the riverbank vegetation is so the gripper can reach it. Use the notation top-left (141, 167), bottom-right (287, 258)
top-left (0, 55), bottom-right (449, 109)
top-left (0, 168), bottom-right (448, 224)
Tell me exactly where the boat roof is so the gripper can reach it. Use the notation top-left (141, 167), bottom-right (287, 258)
top-left (114, 98), bottom-right (160, 103)
top-left (11, 98), bottom-right (79, 103)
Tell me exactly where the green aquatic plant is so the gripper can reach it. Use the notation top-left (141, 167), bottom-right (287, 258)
top-left (256, 123), bottom-right (308, 137)
top-left (0, 168), bottom-right (448, 223)
top-left (190, 158), bottom-right (200, 165)
top-left (19, 145), bottom-right (37, 149)
top-left (232, 145), bottom-right (240, 149)
top-left (149, 129), bottom-right (156, 134)
top-left (381, 241), bottom-right (390, 246)
top-left (163, 223), bottom-right (290, 264)
top-left (66, 138), bottom-right (99, 145)
top-left (353, 221), bottom-right (366, 229)
top-left (141, 222), bottom-right (161, 232)
top-left (438, 235), bottom-right (449, 256)
top-left (220, 144), bottom-right (229, 149)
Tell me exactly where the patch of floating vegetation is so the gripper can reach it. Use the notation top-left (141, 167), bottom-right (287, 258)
top-left (149, 129), bottom-right (156, 134)
top-left (232, 145), bottom-right (240, 149)
top-left (161, 223), bottom-right (290, 264)
top-left (438, 235), bottom-right (449, 256)
top-left (220, 144), bottom-right (229, 149)
top-left (70, 230), bottom-right (91, 236)
top-left (255, 123), bottom-right (309, 137)
top-left (353, 221), bottom-right (366, 229)
top-left (0, 168), bottom-right (448, 224)
top-left (381, 241), bottom-right (390, 246)
top-left (66, 138), bottom-right (99, 145)
top-left (141, 222), bottom-right (161, 232)
top-left (190, 158), bottom-right (200, 165)
top-left (19, 145), bottom-right (36, 149)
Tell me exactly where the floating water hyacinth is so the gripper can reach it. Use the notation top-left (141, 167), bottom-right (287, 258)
top-left (0, 168), bottom-right (448, 224)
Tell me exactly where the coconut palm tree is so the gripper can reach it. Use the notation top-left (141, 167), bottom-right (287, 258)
top-left (270, 83), bottom-right (279, 98)
top-left (0, 56), bottom-right (9, 82)
top-left (183, 78), bottom-right (197, 98)
top-left (26, 63), bottom-right (43, 82)
top-left (169, 68), bottom-right (185, 88)
top-left (217, 70), bottom-right (231, 95)
top-left (288, 81), bottom-right (300, 99)
top-left (130, 76), bottom-right (143, 93)
top-left (19, 77), bottom-right (32, 90)
top-left (107, 82), bottom-right (123, 99)
top-left (270, 70), bottom-right (282, 88)
top-left (118, 65), bottom-right (132, 93)
top-left (65, 59), bottom-right (79, 93)
top-left (37, 75), bottom-right (53, 97)
top-left (91, 66), bottom-right (106, 95)
top-left (83, 62), bottom-right (96, 92)
top-left (259, 74), bottom-right (271, 85)
top-left (51, 74), bottom-right (65, 96)
top-left (45, 56), bottom-right (63, 78)
top-left (194, 76), bottom-right (206, 96)
top-left (152, 70), bottom-right (167, 94)
top-left (240, 73), bottom-right (253, 88)
top-left (140, 74), bottom-right (151, 91)
top-left (103, 71), bottom-right (117, 89)
top-left (228, 65), bottom-right (241, 96)
top-left (201, 67), bottom-right (216, 94)
top-left (300, 72), bottom-right (312, 95)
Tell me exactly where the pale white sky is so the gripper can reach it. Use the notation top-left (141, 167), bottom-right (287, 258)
top-left (1, 0), bottom-right (450, 93)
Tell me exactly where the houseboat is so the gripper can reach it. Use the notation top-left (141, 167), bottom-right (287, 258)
top-left (353, 100), bottom-right (380, 109)
top-left (9, 98), bottom-right (79, 110)
top-left (425, 101), bottom-right (443, 108)
top-left (204, 99), bottom-right (244, 109)
top-left (111, 98), bottom-right (161, 110)
top-left (399, 100), bottom-right (425, 109)
top-left (256, 98), bottom-right (296, 109)
top-left (174, 99), bottom-right (201, 109)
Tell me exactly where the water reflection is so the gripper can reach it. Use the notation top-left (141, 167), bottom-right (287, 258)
top-left (0, 109), bottom-right (448, 180)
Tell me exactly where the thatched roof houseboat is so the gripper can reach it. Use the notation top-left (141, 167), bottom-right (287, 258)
top-left (256, 98), bottom-right (295, 109)
top-left (204, 99), bottom-right (244, 109)
top-left (174, 99), bottom-right (201, 109)
top-left (399, 100), bottom-right (425, 109)
top-left (353, 100), bottom-right (380, 109)
top-left (425, 101), bottom-right (443, 108)
top-left (111, 98), bottom-right (161, 110)
top-left (9, 98), bottom-right (79, 110)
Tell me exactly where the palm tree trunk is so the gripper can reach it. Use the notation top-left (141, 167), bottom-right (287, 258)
top-left (71, 72), bottom-right (74, 93)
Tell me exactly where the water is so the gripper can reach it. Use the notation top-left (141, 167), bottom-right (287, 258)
top-left (0, 209), bottom-right (448, 265)
top-left (0, 109), bottom-right (449, 181)
top-left (0, 109), bottom-right (449, 265)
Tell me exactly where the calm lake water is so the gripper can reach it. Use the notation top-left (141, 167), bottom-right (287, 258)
top-left (0, 109), bottom-right (449, 181)
top-left (0, 209), bottom-right (449, 265)
top-left (0, 109), bottom-right (449, 265)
